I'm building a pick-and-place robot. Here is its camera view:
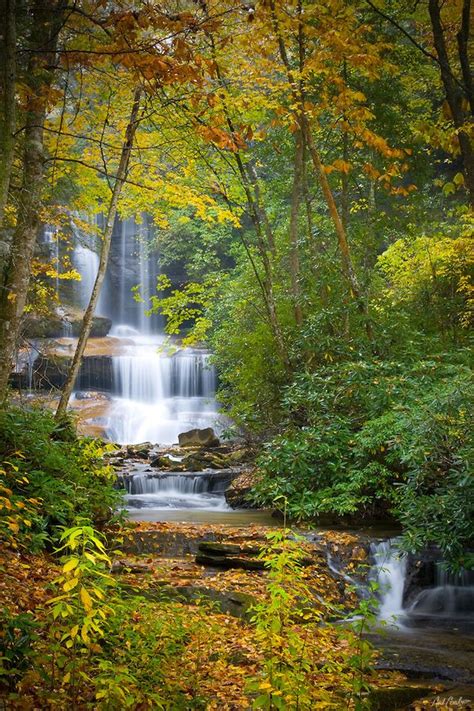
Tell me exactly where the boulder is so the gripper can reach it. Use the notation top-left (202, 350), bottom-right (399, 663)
top-left (225, 469), bottom-right (260, 509)
top-left (178, 427), bottom-right (220, 448)
top-left (150, 454), bottom-right (186, 471)
top-left (126, 442), bottom-right (154, 459)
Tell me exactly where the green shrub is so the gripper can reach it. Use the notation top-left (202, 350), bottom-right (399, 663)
top-left (0, 407), bottom-right (121, 551)
top-left (253, 357), bottom-right (473, 565)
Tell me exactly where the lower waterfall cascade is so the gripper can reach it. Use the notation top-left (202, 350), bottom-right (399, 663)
top-left (370, 539), bottom-right (474, 626)
top-left (121, 463), bottom-right (232, 514)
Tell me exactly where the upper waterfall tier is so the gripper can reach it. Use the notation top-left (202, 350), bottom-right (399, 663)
top-left (69, 214), bottom-right (161, 332)
top-left (47, 212), bottom-right (222, 445)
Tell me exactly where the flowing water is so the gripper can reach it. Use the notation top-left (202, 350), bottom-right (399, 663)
top-left (122, 463), bottom-right (232, 514)
top-left (73, 244), bottom-right (100, 310)
top-left (106, 334), bottom-right (219, 444)
top-left (370, 539), bottom-right (408, 622)
top-left (370, 539), bottom-right (474, 628)
top-left (67, 214), bottom-right (221, 446)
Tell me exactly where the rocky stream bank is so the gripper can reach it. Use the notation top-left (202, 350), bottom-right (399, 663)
top-left (101, 430), bottom-right (474, 709)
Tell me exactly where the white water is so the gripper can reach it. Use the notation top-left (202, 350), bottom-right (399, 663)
top-left (371, 540), bottom-right (474, 625)
top-left (408, 565), bottom-right (474, 619)
top-left (73, 245), bottom-right (100, 310)
top-left (371, 540), bottom-right (408, 622)
top-left (65, 214), bottom-right (221, 446)
top-left (105, 335), bottom-right (219, 445)
top-left (123, 465), bottom-right (231, 513)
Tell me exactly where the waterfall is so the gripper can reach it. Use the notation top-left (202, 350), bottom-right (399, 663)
top-left (122, 466), bottom-right (231, 512)
top-left (70, 216), bottom-right (108, 315)
top-left (370, 540), bottom-right (407, 621)
top-left (14, 343), bottom-right (39, 390)
top-left (408, 564), bottom-right (474, 619)
top-left (370, 540), bottom-right (474, 625)
top-left (73, 245), bottom-right (99, 310)
top-left (106, 337), bottom-right (219, 445)
top-left (64, 211), bottom-right (220, 446)
top-left (100, 216), bottom-right (160, 331)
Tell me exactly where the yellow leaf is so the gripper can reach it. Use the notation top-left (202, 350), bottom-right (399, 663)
top-left (63, 558), bottom-right (79, 573)
top-left (63, 577), bottom-right (79, 592)
top-left (80, 586), bottom-right (93, 611)
top-left (81, 625), bottom-right (90, 645)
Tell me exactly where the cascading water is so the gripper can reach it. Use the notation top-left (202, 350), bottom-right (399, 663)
top-left (70, 216), bottom-right (107, 314)
top-left (73, 244), bottom-right (100, 310)
top-left (106, 337), bottom-right (218, 444)
top-left (68, 213), bottom-right (220, 445)
top-left (408, 564), bottom-right (474, 619)
top-left (370, 539), bottom-right (408, 622)
top-left (121, 463), bottom-right (232, 513)
top-left (370, 540), bottom-right (474, 627)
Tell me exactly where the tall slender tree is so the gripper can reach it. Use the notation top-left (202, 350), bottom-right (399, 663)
top-left (0, 0), bottom-right (66, 401)
top-left (55, 87), bottom-right (143, 420)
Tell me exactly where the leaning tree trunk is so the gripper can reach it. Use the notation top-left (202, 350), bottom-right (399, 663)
top-left (428, 0), bottom-right (474, 210)
top-left (55, 88), bottom-right (142, 420)
top-left (0, 0), bottom-right (16, 219)
top-left (208, 40), bottom-right (291, 374)
top-left (289, 128), bottom-right (304, 327)
top-left (0, 0), bottom-right (66, 402)
top-left (269, 0), bottom-right (375, 344)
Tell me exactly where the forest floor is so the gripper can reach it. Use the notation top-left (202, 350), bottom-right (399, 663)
top-left (2, 520), bottom-right (472, 709)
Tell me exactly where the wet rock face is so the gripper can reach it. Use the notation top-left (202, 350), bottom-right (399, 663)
top-left (23, 313), bottom-right (112, 338)
top-left (178, 427), bottom-right (220, 448)
top-left (11, 352), bottom-right (114, 391)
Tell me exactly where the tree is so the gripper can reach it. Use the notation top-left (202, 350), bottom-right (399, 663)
top-left (0, 0), bottom-right (66, 401)
top-left (55, 88), bottom-right (143, 419)
top-left (0, 0), bottom-right (16, 218)
top-left (427, 0), bottom-right (474, 209)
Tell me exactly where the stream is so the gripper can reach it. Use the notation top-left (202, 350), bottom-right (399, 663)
top-left (24, 215), bottom-right (474, 701)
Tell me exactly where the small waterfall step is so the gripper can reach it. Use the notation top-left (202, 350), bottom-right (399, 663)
top-left (119, 460), bottom-right (238, 514)
top-left (370, 539), bottom-right (474, 627)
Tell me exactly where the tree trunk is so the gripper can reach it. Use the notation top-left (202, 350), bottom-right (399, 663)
top-left (0, 0), bottom-right (65, 402)
top-left (55, 87), bottom-right (142, 420)
top-left (0, 0), bottom-right (16, 219)
top-left (304, 123), bottom-right (373, 339)
top-left (268, 0), bottom-right (374, 344)
top-left (289, 128), bottom-right (304, 326)
top-left (209, 40), bottom-right (291, 374)
top-left (428, 0), bottom-right (474, 209)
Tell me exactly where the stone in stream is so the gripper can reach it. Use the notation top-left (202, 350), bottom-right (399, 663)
top-left (196, 553), bottom-right (266, 571)
top-left (126, 442), bottom-right (154, 459)
top-left (196, 541), bottom-right (315, 571)
top-left (178, 427), bottom-right (220, 448)
top-left (111, 559), bottom-right (151, 574)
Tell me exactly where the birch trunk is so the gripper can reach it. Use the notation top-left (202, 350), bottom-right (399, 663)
top-left (55, 88), bottom-right (142, 420)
